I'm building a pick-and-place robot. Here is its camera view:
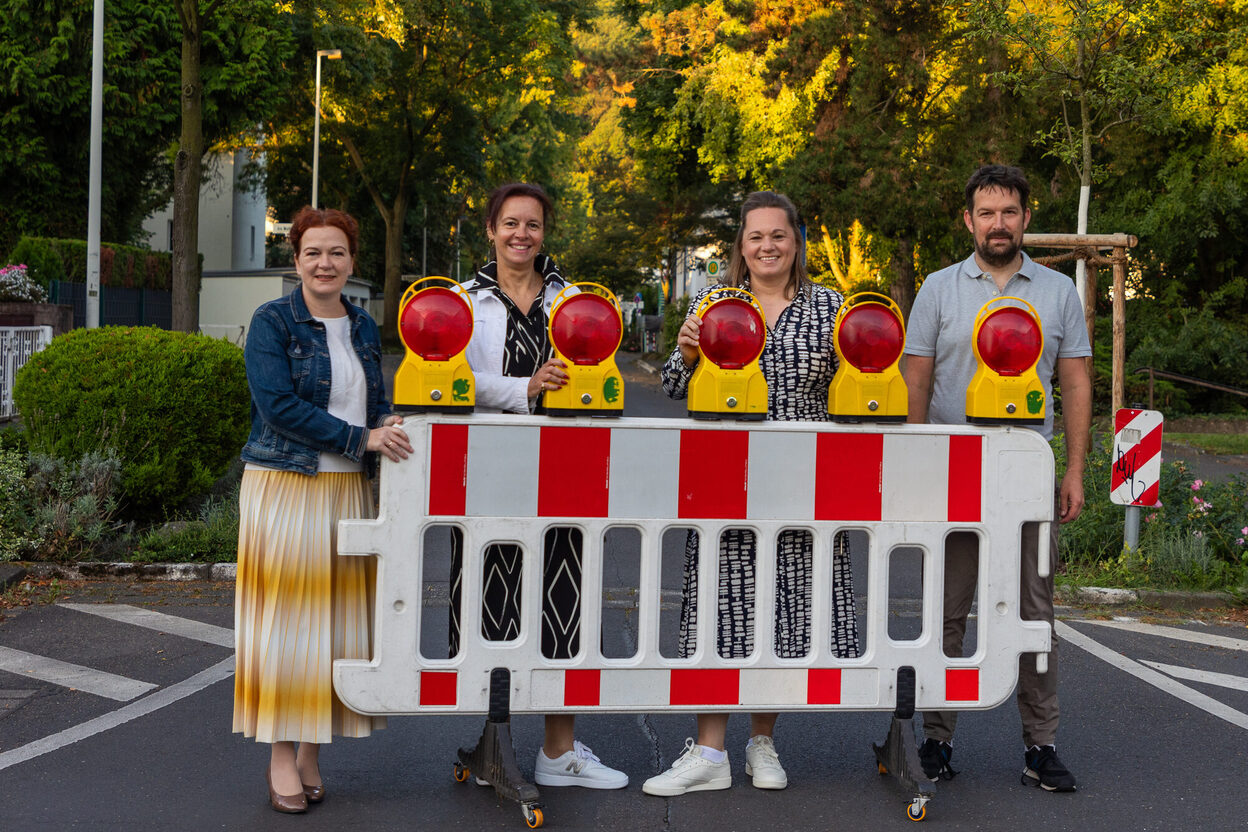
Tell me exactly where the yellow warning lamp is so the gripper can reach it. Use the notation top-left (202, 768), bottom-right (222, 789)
top-left (394, 276), bottom-right (475, 412)
top-left (966, 296), bottom-right (1046, 425)
top-left (828, 292), bottom-right (908, 422)
top-left (686, 288), bottom-right (768, 420)
top-left (543, 283), bottom-right (625, 416)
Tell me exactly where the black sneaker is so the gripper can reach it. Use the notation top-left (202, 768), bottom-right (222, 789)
top-left (1022, 745), bottom-right (1077, 792)
top-left (918, 738), bottom-right (957, 781)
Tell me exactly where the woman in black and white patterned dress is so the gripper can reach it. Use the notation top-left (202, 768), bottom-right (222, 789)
top-left (643, 191), bottom-right (859, 797)
top-left (447, 183), bottom-right (627, 790)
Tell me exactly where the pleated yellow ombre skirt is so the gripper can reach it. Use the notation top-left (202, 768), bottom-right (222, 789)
top-left (233, 468), bottom-right (385, 743)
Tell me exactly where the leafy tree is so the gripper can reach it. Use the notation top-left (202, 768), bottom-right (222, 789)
top-left (0, 0), bottom-right (180, 256)
top-left (171, 0), bottom-right (294, 331)
top-left (264, 0), bottom-right (584, 341)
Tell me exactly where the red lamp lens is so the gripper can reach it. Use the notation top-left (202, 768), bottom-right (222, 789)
top-left (837, 304), bottom-right (903, 373)
top-left (550, 293), bottom-right (621, 365)
top-left (977, 307), bottom-right (1042, 376)
top-left (699, 298), bottom-right (765, 369)
top-left (399, 287), bottom-right (473, 360)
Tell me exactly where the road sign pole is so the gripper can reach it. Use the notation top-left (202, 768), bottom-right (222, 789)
top-left (1124, 505), bottom-right (1140, 551)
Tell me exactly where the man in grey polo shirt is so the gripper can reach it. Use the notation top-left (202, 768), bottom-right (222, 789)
top-left (904, 164), bottom-right (1091, 792)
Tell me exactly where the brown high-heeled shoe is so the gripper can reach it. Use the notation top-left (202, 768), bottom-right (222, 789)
top-left (302, 782), bottom-right (325, 804)
top-left (267, 768), bottom-right (308, 814)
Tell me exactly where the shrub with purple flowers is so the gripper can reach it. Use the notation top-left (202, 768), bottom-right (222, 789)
top-left (0, 264), bottom-right (48, 303)
top-left (1057, 432), bottom-right (1248, 590)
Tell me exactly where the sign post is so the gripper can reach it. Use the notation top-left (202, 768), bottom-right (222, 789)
top-left (1110, 407), bottom-right (1164, 550)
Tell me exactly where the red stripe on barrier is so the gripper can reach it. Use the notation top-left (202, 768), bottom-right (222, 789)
top-left (564, 669), bottom-right (601, 707)
top-left (944, 668), bottom-right (979, 702)
top-left (419, 671), bottom-right (457, 706)
top-left (806, 668), bottom-right (842, 705)
top-left (814, 433), bottom-right (883, 521)
top-left (537, 426), bottom-right (611, 517)
top-left (670, 669), bottom-right (740, 705)
top-left (428, 424), bottom-right (468, 515)
top-left (947, 435), bottom-right (983, 522)
top-left (678, 430), bottom-right (748, 519)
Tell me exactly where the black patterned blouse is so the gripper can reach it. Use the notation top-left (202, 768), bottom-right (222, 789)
top-left (469, 253), bottom-right (566, 381)
top-left (662, 280), bottom-right (844, 419)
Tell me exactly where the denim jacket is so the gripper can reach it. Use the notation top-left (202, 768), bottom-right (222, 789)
top-left (240, 286), bottom-right (392, 476)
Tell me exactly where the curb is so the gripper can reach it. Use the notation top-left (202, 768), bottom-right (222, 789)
top-left (14, 562), bottom-right (237, 583)
top-left (1057, 585), bottom-right (1239, 610)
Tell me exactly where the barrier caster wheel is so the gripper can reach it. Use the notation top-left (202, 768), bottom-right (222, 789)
top-left (522, 804), bottom-right (544, 828)
top-left (907, 800), bottom-right (927, 822)
top-left (453, 762), bottom-right (469, 783)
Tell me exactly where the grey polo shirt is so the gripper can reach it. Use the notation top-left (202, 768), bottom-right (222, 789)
top-left (905, 252), bottom-right (1092, 441)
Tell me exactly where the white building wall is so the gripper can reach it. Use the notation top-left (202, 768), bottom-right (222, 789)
top-left (140, 151), bottom-right (262, 272)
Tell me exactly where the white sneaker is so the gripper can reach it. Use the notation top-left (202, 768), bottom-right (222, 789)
top-left (642, 738), bottom-right (732, 796)
top-left (534, 740), bottom-right (628, 789)
top-left (745, 735), bottom-right (788, 789)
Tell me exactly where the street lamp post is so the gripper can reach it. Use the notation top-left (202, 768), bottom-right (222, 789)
top-left (312, 48), bottom-right (342, 209)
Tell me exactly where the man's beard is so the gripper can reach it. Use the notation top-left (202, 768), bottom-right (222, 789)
top-left (976, 233), bottom-right (1022, 268)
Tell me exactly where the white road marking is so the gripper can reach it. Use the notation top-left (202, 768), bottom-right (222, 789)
top-left (1140, 660), bottom-right (1248, 692)
top-left (0, 646), bottom-right (157, 702)
top-left (1056, 621), bottom-right (1248, 731)
top-left (0, 656), bottom-right (234, 772)
top-left (1074, 618), bottom-right (1248, 652)
top-left (58, 603), bottom-right (234, 648)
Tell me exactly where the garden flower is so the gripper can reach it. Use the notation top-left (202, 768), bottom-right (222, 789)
top-left (1238, 538), bottom-right (1246, 547)
top-left (1193, 530), bottom-right (1203, 538)
top-left (1191, 479), bottom-right (1204, 491)
top-left (1242, 526), bottom-right (1248, 536)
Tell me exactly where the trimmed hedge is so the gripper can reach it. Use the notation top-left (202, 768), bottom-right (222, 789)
top-left (6, 237), bottom-right (186, 291)
top-left (13, 327), bottom-right (250, 515)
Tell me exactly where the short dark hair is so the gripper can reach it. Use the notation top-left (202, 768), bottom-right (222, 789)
top-left (965, 164), bottom-right (1030, 214)
top-left (484, 183), bottom-right (554, 232)
top-left (725, 190), bottom-right (809, 299)
top-left (289, 206), bottom-right (360, 257)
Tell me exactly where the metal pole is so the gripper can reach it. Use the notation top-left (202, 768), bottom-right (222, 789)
top-left (312, 53), bottom-right (322, 209)
top-left (311, 49), bottom-right (341, 210)
top-left (422, 203), bottom-right (428, 278)
top-left (86, 0), bottom-right (103, 328)
top-left (1124, 505), bottom-right (1140, 551)
top-left (455, 216), bottom-right (462, 282)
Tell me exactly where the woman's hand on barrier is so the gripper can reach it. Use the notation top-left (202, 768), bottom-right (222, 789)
top-left (368, 416), bottom-right (412, 462)
top-left (528, 358), bottom-right (568, 399)
top-left (677, 314), bottom-right (703, 368)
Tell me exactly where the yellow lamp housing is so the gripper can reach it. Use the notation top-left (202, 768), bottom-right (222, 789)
top-left (966, 296), bottom-right (1046, 425)
top-left (686, 288), bottom-right (768, 420)
top-left (394, 276), bottom-right (475, 412)
top-left (828, 292), bottom-right (908, 422)
top-left (544, 282), bottom-right (625, 416)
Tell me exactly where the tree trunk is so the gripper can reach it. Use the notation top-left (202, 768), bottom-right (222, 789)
top-left (172, 2), bottom-right (203, 333)
top-left (380, 190), bottom-right (408, 346)
top-left (889, 236), bottom-right (916, 322)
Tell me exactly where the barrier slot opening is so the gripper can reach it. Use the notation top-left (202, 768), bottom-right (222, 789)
top-left (600, 527), bottom-right (641, 660)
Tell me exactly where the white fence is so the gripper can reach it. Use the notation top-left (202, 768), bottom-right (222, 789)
top-left (0, 326), bottom-right (54, 419)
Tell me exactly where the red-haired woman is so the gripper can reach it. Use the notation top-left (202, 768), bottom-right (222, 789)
top-left (233, 206), bottom-right (412, 813)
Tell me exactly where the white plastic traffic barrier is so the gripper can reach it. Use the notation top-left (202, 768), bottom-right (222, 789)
top-left (334, 415), bottom-right (1053, 718)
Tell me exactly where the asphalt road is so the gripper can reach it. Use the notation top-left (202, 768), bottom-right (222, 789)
top-left (2, 356), bottom-right (1246, 831)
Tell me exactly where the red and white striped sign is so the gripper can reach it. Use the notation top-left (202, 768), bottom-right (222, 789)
top-left (426, 423), bottom-right (983, 523)
top-left (1110, 408), bottom-right (1163, 506)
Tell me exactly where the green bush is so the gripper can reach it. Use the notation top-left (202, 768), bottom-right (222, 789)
top-left (131, 487), bottom-right (240, 563)
top-left (0, 449), bottom-right (128, 562)
top-left (5, 237), bottom-right (178, 291)
top-left (7, 238), bottom-right (66, 288)
top-left (12, 327), bottom-right (250, 516)
top-left (661, 294), bottom-right (689, 355)
top-left (1058, 431), bottom-right (1248, 590)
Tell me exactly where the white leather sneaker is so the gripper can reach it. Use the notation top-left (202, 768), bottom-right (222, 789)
top-left (745, 735), bottom-right (788, 789)
top-left (642, 739), bottom-right (732, 796)
top-left (534, 740), bottom-right (628, 789)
